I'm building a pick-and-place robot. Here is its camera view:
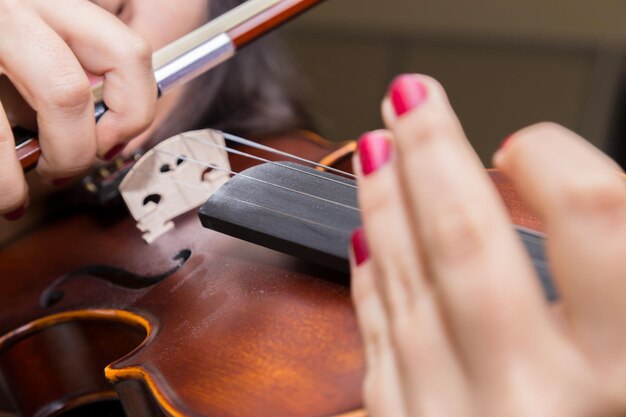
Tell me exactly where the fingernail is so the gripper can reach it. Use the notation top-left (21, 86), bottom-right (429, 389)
top-left (358, 131), bottom-right (392, 176)
top-left (104, 144), bottom-right (125, 161)
top-left (52, 177), bottom-right (71, 187)
top-left (3, 205), bottom-right (26, 222)
top-left (389, 74), bottom-right (428, 117)
top-left (499, 134), bottom-right (515, 151)
top-left (351, 227), bottom-right (370, 266)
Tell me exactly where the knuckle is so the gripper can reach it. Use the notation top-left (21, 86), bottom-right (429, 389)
top-left (378, 259), bottom-right (419, 316)
top-left (122, 106), bottom-right (154, 138)
top-left (560, 175), bottom-right (626, 222)
top-left (485, 291), bottom-right (554, 347)
top-left (360, 180), bottom-right (394, 215)
top-left (65, 148), bottom-right (96, 173)
top-left (363, 328), bottom-right (384, 369)
top-left (39, 160), bottom-right (90, 179)
top-left (472, 292), bottom-right (513, 326)
top-left (42, 73), bottom-right (91, 113)
top-left (459, 293), bottom-right (530, 350)
top-left (400, 112), bottom-right (459, 152)
top-left (72, 155), bottom-right (96, 173)
top-left (121, 33), bottom-right (153, 64)
top-left (134, 104), bottom-right (155, 129)
top-left (428, 202), bottom-right (490, 265)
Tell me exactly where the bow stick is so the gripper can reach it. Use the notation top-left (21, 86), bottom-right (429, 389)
top-left (14, 0), bottom-right (325, 171)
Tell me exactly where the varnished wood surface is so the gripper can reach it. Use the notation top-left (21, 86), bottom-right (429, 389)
top-left (0, 214), bottom-right (364, 416)
top-left (0, 318), bottom-right (143, 417)
top-left (0, 133), bottom-right (364, 417)
top-left (0, 133), bottom-right (541, 417)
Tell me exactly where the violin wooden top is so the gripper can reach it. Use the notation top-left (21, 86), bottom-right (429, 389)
top-left (0, 133), bottom-right (365, 417)
top-left (0, 131), bottom-right (542, 417)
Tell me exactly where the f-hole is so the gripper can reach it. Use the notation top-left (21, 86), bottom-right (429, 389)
top-left (40, 249), bottom-right (192, 308)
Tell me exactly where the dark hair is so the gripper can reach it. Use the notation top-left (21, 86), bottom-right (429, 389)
top-left (149, 0), bottom-right (315, 145)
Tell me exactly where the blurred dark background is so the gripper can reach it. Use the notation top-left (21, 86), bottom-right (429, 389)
top-left (281, 0), bottom-right (625, 166)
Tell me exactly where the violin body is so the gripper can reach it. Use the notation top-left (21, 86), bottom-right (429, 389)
top-left (0, 132), bottom-right (366, 417)
top-left (0, 131), bottom-right (541, 417)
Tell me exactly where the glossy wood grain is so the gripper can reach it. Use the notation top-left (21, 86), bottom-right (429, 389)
top-left (0, 131), bottom-right (542, 417)
top-left (0, 132), bottom-right (364, 417)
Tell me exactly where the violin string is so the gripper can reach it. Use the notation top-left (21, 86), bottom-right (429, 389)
top-left (220, 132), bottom-right (357, 179)
top-left (132, 166), bottom-right (351, 234)
top-left (181, 133), bottom-right (358, 190)
top-left (154, 148), bottom-right (361, 212)
top-left (211, 192), bottom-right (352, 235)
top-left (133, 168), bottom-right (210, 192)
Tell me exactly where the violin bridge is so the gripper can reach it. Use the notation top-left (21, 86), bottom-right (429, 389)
top-left (120, 129), bottom-right (231, 244)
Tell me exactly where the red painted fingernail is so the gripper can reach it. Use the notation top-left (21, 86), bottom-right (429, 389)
top-left (52, 177), bottom-right (71, 187)
top-left (499, 134), bottom-right (516, 151)
top-left (358, 131), bottom-right (392, 176)
top-left (3, 205), bottom-right (26, 221)
top-left (351, 227), bottom-right (370, 266)
top-left (104, 144), bottom-right (125, 161)
top-left (389, 74), bottom-right (428, 117)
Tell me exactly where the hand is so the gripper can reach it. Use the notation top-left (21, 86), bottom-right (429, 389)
top-left (351, 74), bottom-right (626, 417)
top-left (0, 0), bottom-right (157, 219)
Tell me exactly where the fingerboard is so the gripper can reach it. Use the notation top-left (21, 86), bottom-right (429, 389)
top-left (198, 162), bottom-right (558, 302)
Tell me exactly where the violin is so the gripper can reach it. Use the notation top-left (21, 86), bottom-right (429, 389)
top-left (0, 128), bottom-right (365, 417)
top-left (0, 128), bottom-right (552, 417)
top-left (0, 1), bottom-right (556, 416)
